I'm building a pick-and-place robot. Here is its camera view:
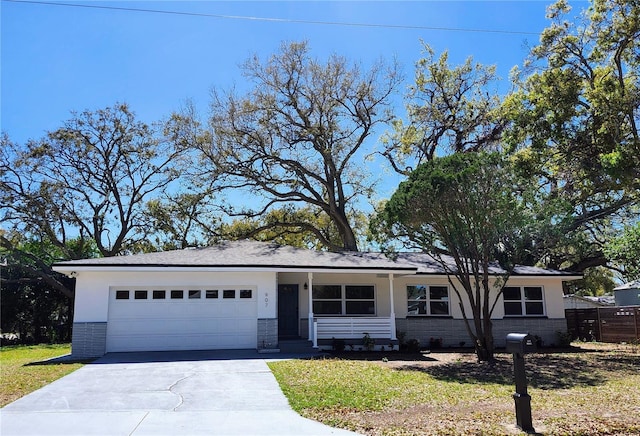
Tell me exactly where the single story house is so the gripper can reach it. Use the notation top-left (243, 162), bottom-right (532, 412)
top-left (614, 280), bottom-right (640, 306)
top-left (563, 294), bottom-right (615, 310)
top-left (52, 240), bottom-right (581, 358)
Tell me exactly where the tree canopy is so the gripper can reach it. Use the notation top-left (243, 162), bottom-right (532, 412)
top-left (503, 0), bottom-right (640, 272)
top-left (1, 103), bottom-right (188, 258)
top-left (604, 222), bottom-right (640, 281)
top-left (198, 41), bottom-right (402, 251)
top-left (371, 152), bottom-right (535, 360)
top-left (380, 43), bottom-right (504, 175)
top-left (0, 104), bottom-right (193, 300)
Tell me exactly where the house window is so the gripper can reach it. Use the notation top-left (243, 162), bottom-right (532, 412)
top-left (313, 285), bottom-right (342, 314)
top-left (239, 289), bottom-right (252, 299)
top-left (188, 290), bottom-right (201, 299)
top-left (153, 290), bottom-right (166, 299)
top-left (171, 290), bottom-right (184, 299)
top-left (503, 286), bottom-right (545, 316)
top-left (407, 285), bottom-right (450, 316)
top-left (206, 290), bottom-right (218, 299)
top-left (312, 285), bottom-right (375, 315)
top-left (115, 290), bottom-right (129, 300)
top-left (223, 290), bottom-right (236, 299)
top-left (345, 285), bottom-right (375, 315)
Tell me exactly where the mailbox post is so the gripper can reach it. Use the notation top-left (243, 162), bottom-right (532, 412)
top-left (506, 333), bottom-right (537, 433)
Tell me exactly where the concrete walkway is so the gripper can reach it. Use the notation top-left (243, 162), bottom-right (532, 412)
top-left (1, 350), bottom-right (360, 436)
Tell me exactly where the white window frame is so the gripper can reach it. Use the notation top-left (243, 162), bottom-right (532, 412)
top-left (312, 284), bottom-right (376, 316)
top-left (502, 285), bottom-right (545, 317)
top-left (406, 285), bottom-right (450, 316)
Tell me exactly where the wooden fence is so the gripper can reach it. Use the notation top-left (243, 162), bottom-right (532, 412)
top-left (565, 307), bottom-right (640, 343)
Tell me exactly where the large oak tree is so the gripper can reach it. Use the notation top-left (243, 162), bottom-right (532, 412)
top-left (200, 41), bottom-right (401, 251)
top-left (0, 103), bottom-right (189, 297)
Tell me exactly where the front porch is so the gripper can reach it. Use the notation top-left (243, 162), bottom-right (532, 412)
top-left (282, 271), bottom-right (400, 351)
top-left (313, 316), bottom-right (398, 351)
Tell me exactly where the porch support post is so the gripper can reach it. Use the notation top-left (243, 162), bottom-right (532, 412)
top-left (308, 272), bottom-right (315, 345)
top-left (389, 273), bottom-right (397, 340)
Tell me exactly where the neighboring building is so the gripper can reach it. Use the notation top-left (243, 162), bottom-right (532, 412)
top-left (614, 280), bottom-right (640, 306)
top-left (563, 294), bottom-right (615, 310)
top-left (53, 240), bottom-right (581, 359)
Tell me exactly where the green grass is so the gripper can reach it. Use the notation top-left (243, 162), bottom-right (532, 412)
top-left (268, 343), bottom-right (640, 435)
top-left (0, 343), bottom-right (84, 407)
top-left (270, 359), bottom-right (507, 412)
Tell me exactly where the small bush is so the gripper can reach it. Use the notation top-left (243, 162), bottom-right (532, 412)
top-left (331, 337), bottom-right (346, 352)
top-left (556, 330), bottom-right (573, 348)
top-left (429, 337), bottom-right (443, 350)
top-left (362, 333), bottom-right (375, 351)
top-left (406, 338), bottom-right (421, 353)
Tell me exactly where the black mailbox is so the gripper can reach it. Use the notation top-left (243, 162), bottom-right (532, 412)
top-left (506, 332), bottom-right (537, 432)
top-left (506, 333), bottom-right (536, 355)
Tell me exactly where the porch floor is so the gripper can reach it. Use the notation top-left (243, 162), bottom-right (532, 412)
top-left (277, 339), bottom-right (321, 355)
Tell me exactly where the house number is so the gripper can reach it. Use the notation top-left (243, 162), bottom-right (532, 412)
top-left (264, 292), bottom-right (269, 307)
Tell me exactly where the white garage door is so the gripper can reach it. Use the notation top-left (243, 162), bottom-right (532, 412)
top-left (106, 287), bottom-right (257, 352)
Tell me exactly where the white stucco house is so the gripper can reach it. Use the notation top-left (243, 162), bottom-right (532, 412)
top-left (52, 240), bottom-right (581, 358)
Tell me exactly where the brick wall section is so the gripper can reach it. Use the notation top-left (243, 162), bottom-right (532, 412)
top-left (257, 318), bottom-right (278, 350)
top-left (397, 318), bottom-right (567, 349)
top-left (72, 322), bottom-right (107, 359)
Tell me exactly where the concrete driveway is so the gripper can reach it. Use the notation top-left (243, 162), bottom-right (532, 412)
top-left (1, 350), bottom-right (360, 436)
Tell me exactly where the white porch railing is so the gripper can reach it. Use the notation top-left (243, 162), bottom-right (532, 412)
top-left (313, 317), bottom-right (393, 347)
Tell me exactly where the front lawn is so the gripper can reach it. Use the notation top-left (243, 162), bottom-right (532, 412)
top-left (0, 343), bottom-right (84, 407)
top-left (268, 342), bottom-right (640, 435)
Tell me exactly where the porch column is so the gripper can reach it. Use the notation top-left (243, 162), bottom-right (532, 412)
top-left (389, 274), bottom-right (397, 340)
top-left (307, 272), bottom-right (315, 344)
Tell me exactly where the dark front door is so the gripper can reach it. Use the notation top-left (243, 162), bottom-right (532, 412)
top-left (278, 284), bottom-right (299, 338)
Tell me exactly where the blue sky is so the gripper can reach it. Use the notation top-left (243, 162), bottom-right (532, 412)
top-left (1, 0), bottom-right (590, 146)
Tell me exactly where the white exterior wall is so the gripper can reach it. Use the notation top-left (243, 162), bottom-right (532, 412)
top-left (393, 274), bottom-right (567, 320)
top-left (277, 272), bottom-right (568, 321)
top-left (278, 272), bottom-right (396, 319)
top-left (73, 270), bottom-right (278, 323)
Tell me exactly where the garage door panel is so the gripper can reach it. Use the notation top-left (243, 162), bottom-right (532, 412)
top-left (106, 288), bottom-right (257, 352)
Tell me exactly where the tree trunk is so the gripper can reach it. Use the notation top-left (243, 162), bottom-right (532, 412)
top-left (474, 318), bottom-right (495, 362)
top-left (332, 208), bottom-right (359, 251)
top-left (339, 225), bottom-right (359, 251)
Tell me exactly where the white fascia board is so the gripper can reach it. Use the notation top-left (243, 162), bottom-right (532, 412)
top-left (413, 273), bottom-right (582, 280)
top-left (52, 265), bottom-right (417, 276)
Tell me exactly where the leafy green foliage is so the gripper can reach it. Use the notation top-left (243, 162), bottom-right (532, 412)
top-left (381, 43), bottom-right (503, 174)
top-left (0, 235), bottom-right (97, 341)
top-left (503, 0), bottom-right (640, 272)
top-left (371, 152), bottom-right (536, 360)
top-left (605, 221), bottom-right (640, 281)
top-left (564, 266), bottom-right (616, 296)
top-left (144, 191), bottom-right (220, 251)
top-left (218, 205), bottom-right (369, 251)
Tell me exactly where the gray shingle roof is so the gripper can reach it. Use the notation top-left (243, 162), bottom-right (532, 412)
top-left (394, 252), bottom-right (580, 276)
top-left (52, 240), bottom-right (413, 271)
top-left (53, 239), bottom-right (580, 277)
